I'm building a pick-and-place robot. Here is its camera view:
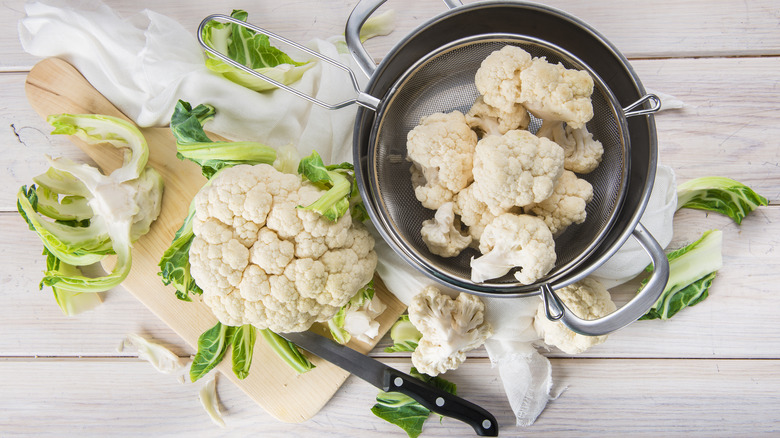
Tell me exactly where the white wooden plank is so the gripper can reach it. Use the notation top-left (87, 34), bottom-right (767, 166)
top-left (3, 0), bottom-right (780, 71)
top-left (1, 357), bottom-right (779, 436)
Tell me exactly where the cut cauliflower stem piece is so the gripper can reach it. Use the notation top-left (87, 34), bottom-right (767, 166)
top-left (471, 213), bottom-right (556, 284)
top-left (406, 111), bottom-right (478, 210)
top-left (474, 45), bottom-right (533, 113)
top-left (534, 278), bottom-right (616, 354)
top-left (408, 286), bottom-right (493, 376)
top-left (472, 129), bottom-right (565, 215)
top-left (188, 164), bottom-right (377, 333)
top-left (466, 95), bottom-right (530, 137)
top-left (537, 120), bottom-right (604, 174)
top-left (525, 170), bottom-right (594, 235)
top-left (421, 202), bottom-right (472, 257)
top-left (518, 57), bottom-right (594, 129)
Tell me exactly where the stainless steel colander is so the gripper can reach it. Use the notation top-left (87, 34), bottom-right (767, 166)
top-left (198, 1), bottom-right (669, 337)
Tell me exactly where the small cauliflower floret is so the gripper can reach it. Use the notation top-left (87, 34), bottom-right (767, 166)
top-left (406, 111), bottom-right (478, 210)
top-left (472, 129), bottom-right (565, 215)
top-left (471, 213), bottom-right (556, 284)
top-left (533, 278), bottom-right (616, 354)
top-left (537, 120), bottom-right (604, 174)
top-left (420, 202), bottom-right (472, 257)
top-left (525, 170), bottom-right (594, 235)
top-left (453, 184), bottom-right (501, 243)
top-left (466, 96), bottom-right (530, 137)
top-left (189, 164), bottom-right (378, 332)
top-left (408, 286), bottom-right (493, 376)
top-left (474, 45), bottom-right (533, 113)
top-left (518, 57), bottom-right (594, 129)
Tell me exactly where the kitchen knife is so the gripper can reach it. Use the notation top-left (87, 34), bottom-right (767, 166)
top-left (279, 330), bottom-right (499, 436)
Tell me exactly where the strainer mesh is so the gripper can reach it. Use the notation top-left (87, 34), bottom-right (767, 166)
top-left (369, 36), bottom-right (628, 286)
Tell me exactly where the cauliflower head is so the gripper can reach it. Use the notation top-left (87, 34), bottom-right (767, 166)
top-left (537, 121), bottom-right (604, 174)
top-left (406, 111), bottom-right (478, 210)
top-left (408, 286), bottom-right (493, 376)
top-left (188, 164), bottom-right (377, 332)
top-left (474, 45), bottom-right (533, 113)
top-left (519, 57), bottom-right (594, 129)
top-left (471, 213), bottom-right (556, 284)
top-left (533, 277), bottom-right (616, 354)
top-left (466, 95), bottom-right (530, 137)
top-left (525, 170), bottom-right (594, 235)
top-left (472, 129), bottom-right (565, 215)
top-left (420, 202), bottom-right (472, 258)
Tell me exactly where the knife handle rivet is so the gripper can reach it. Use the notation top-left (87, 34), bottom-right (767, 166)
top-left (394, 377), bottom-right (403, 387)
top-left (435, 397), bottom-right (445, 407)
top-left (482, 419), bottom-right (492, 429)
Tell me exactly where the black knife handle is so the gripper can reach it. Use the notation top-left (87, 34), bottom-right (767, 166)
top-left (383, 369), bottom-right (499, 436)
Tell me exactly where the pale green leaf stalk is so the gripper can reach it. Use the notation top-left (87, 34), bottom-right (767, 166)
top-left (640, 230), bottom-right (723, 320)
top-left (258, 329), bottom-right (315, 374)
top-left (297, 150), bottom-right (363, 221)
top-left (676, 176), bottom-right (768, 224)
top-left (384, 314), bottom-right (422, 353)
top-left (231, 325), bottom-right (257, 380)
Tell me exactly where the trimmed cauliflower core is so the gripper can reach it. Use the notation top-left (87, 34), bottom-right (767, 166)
top-left (407, 111), bottom-right (478, 210)
top-left (533, 278), bottom-right (616, 354)
top-left (525, 170), bottom-right (594, 235)
top-left (189, 164), bottom-right (377, 332)
top-left (409, 286), bottom-right (493, 376)
top-left (472, 213), bottom-right (556, 284)
top-left (537, 120), bottom-right (604, 174)
top-left (420, 202), bottom-right (472, 257)
top-left (472, 129), bottom-right (565, 215)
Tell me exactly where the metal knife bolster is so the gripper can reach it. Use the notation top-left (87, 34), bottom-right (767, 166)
top-left (278, 331), bottom-right (498, 437)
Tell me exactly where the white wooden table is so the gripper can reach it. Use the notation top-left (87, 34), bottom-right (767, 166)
top-left (1, 1), bottom-right (779, 436)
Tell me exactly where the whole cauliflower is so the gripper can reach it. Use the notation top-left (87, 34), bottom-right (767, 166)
top-left (533, 278), bottom-right (616, 354)
top-left (525, 170), bottom-right (594, 235)
top-left (471, 213), bottom-right (556, 284)
top-left (518, 57), bottom-right (594, 129)
top-left (472, 129), bottom-right (565, 215)
top-left (407, 111), bottom-right (478, 210)
top-left (188, 164), bottom-right (377, 333)
top-left (474, 45), bottom-right (533, 113)
top-left (537, 120), bottom-right (604, 174)
top-left (420, 202), bottom-right (472, 257)
top-left (408, 286), bottom-right (493, 376)
top-left (466, 95), bottom-right (530, 137)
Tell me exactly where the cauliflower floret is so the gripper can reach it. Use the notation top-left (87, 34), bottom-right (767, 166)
top-left (420, 202), bottom-right (472, 257)
top-left (533, 278), bottom-right (616, 354)
top-left (406, 111), bottom-right (478, 210)
top-left (525, 170), bottom-right (594, 235)
top-left (471, 213), bottom-right (556, 284)
top-left (189, 164), bottom-right (378, 332)
top-left (408, 286), bottom-right (493, 376)
top-left (518, 57), bottom-right (594, 129)
top-left (466, 95), bottom-right (530, 137)
top-left (453, 183), bottom-right (501, 243)
top-left (472, 129), bottom-right (565, 215)
top-left (474, 45), bottom-right (533, 113)
top-left (537, 120), bottom-right (604, 174)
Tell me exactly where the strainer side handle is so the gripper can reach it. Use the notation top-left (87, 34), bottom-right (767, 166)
top-left (541, 222), bottom-right (670, 336)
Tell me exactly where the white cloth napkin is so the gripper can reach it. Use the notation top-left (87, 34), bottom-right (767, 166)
top-left (19, 0), bottom-right (680, 427)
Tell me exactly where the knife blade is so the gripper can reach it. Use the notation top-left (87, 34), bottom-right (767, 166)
top-left (279, 330), bottom-right (498, 436)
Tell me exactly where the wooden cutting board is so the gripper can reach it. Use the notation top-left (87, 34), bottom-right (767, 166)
top-left (24, 57), bottom-right (406, 423)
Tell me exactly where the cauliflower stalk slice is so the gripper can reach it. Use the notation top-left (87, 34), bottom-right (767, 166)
top-left (534, 278), bottom-right (616, 354)
top-left (420, 202), bottom-right (472, 257)
top-left (471, 213), bottom-right (556, 284)
top-left (328, 280), bottom-right (387, 344)
top-left (16, 113), bottom-right (164, 313)
top-left (408, 286), bottom-right (493, 376)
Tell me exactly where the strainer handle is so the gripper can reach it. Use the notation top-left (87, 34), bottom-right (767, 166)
top-left (541, 222), bottom-right (670, 336)
top-left (197, 14), bottom-right (380, 111)
top-left (346, 0), bottom-right (463, 78)
top-left (624, 94), bottom-right (662, 117)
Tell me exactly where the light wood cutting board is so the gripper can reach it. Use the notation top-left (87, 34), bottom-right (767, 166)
top-left (24, 57), bottom-right (406, 423)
